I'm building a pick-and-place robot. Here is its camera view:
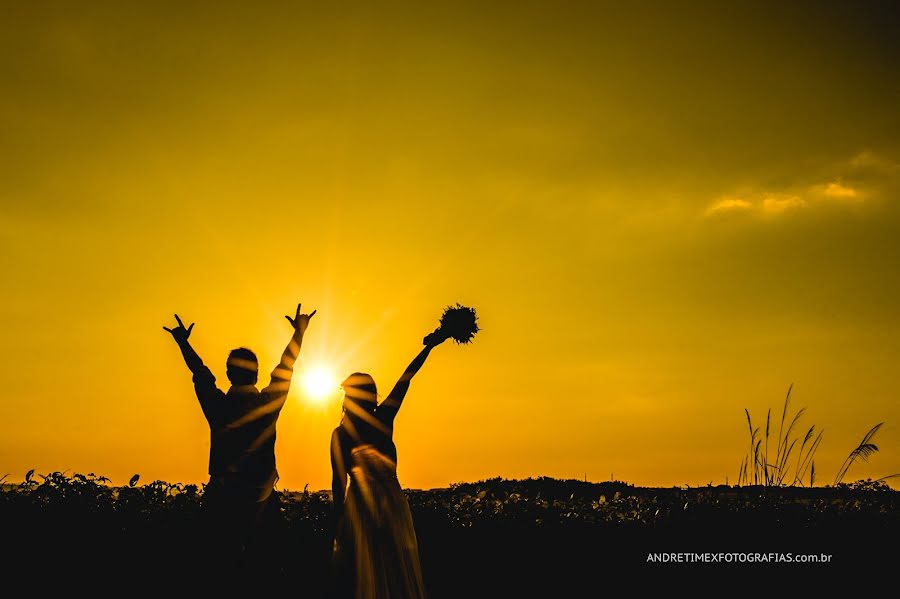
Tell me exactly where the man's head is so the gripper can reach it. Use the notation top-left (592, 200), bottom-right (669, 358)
top-left (227, 347), bottom-right (259, 386)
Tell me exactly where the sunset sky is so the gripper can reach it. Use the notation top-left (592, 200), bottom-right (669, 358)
top-left (2, 1), bottom-right (899, 490)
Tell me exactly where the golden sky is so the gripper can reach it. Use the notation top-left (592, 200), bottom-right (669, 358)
top-left (2, 1), bottom-right (899, 490)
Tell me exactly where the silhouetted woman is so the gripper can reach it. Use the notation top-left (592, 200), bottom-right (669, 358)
top-left (330, 328), bottom-right (448, 599)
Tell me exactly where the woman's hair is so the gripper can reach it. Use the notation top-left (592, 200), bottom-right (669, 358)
top-left (341, 372), bottom-right (378, 410)
top-left (340, 373), bottom-right (379, 441)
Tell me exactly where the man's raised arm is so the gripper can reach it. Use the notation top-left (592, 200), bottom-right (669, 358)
top-left (163, 314), bottom-right (205, 374)
top-left (269, 303), bottom-right (316, 393)
top-left (164, 313), bottom-right (220, 424)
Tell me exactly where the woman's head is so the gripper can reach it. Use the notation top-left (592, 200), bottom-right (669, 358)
top-left (341, 373), bottom-right (378, 410)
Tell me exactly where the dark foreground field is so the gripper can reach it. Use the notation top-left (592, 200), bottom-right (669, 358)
top-left (2, 474), bottom-right (896, 593)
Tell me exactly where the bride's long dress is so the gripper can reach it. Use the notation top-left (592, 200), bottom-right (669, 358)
top-left (333, 432), bottom-right (426, 599)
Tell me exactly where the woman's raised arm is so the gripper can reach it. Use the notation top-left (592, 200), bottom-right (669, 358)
top-left (377, 329), bottom-right (447, 426)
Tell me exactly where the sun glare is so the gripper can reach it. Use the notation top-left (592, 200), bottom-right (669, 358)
top-left (301, 365), bottom-right (338, 402)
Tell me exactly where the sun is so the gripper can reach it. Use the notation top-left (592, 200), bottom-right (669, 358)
top-left (300, 365), bottom-right (338, 403)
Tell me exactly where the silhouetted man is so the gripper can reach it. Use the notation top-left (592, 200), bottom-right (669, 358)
top-left (164, 303), bottom-right (315, 568)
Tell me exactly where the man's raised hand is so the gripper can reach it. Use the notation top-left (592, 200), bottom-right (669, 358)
top-left (163, 314), bottom-right (194, 343)
top-left (285, 303), bottom-right (316, 335)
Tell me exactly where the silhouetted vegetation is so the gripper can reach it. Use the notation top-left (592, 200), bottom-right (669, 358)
top-left (1, 471), bottom-right (896, 591)
top-left (739, 384), bottom-right (898, 487)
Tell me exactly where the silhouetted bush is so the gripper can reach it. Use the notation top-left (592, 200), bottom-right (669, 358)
top-left (1, 472), bottom-right (896, 592)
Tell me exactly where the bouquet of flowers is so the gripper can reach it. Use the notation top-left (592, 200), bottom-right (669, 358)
top-left (425, 303), bottom-right (479, 346)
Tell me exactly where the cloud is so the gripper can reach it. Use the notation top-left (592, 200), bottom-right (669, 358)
top-left (705, 197), bottom-right (753, 216)
top-left (820, 182), bottom-right (859, 199)
top-left (761, 195), bottom-right (805, 214)
top-left (849, 151), bottom-right (899, 173)
top-left (806, 181), bottom-right (863, 202)
top-left (703, 150), bottom-right (900, 219)
top-left (705, 192), bottom-right (810, 218)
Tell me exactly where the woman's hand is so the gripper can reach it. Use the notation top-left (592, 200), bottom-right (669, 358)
top-left (422, 328), bottom-right (448, 348)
